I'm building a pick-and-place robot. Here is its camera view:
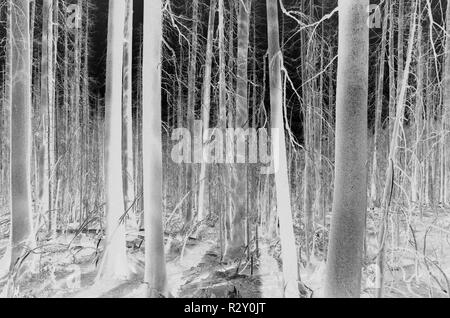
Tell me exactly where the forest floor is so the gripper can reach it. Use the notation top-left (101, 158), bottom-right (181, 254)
top-left (0, 206), bottom-right (450, 298)
top-left (0, 224), bottom-right (286, 298)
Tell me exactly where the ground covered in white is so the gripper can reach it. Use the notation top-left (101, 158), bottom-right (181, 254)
top-left (1, 206), bottom-right (450, 298)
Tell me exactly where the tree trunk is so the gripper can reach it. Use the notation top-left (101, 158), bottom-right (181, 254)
top-left (370, 0), bottom-right (389, 208)
top-left (184, 0), bottom-right (200, 227)
top-left (39, 0), bottom-right (54, 237)
top-left (218, 0), bottom-right (226, 129)
top-left (198, 0), bottom-right (217, 223)
top-left (388, 0), bottom-right (396, 144)
top-left (225, 0), bottom-right (251, 261)
top-left (324, 0), bottom-right (369, 298)
top-left (143, 0), bottom-right (168, 298)
top-left (97, 0), bottom-right (129, 281)
top-left (412, 1), bottom-right (424, 205)
top-left (266, 0), bottom-right (300, 298)
top-left (375, 0), bottom-right (418, 298)
top-left (122, 0), bottom-right (135, 220)
top-left (9, 0), bottom-right (36, 274)
top-left (302, 0), bottom-right (314, 265)
top-left (442, 0), bottom-right (450, 205)
top-left (224, 0), bottom-right (236, 259)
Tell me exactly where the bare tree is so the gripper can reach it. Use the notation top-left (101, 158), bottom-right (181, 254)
top-left (143, 0), bottom-right (168, 298)
top-left (97, 0), bottom-right (129, 281)
top-left (198, 0), bottom-right (217, 223)
top-left (375, 0), bottom-right (418, 298)
top-left (325, 0), bottom-right (369, 298)
top-left (266, 0), bottom-right (300, 298)
top-left (225, 0), bottom-right (252, 261)
top-left (122, 0), bottom-right (135, 219)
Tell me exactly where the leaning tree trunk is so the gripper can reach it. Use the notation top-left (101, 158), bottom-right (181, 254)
top-left (8, 0), bottom-right (37, 279)
top-left (266, 0), bottom-right (300, 298)
top-left (324, 0), bottom-right (369, 298)
top-left (97, 0), bottom-right (129, 281)
top-left (375, 0), bottom-right (418, 298)
top-left (143, 0), bottom-right (168, 298)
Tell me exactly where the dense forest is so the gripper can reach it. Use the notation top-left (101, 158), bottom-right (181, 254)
top-left (0, 0), bottom-right (449, 299)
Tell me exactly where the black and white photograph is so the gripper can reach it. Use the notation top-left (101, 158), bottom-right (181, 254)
top-left (0, 0), bottom-right (449, 300)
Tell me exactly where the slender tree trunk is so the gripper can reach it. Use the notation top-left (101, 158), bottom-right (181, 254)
top-left (266, 0), bottom-right (300, 298)
top-left (442, 0), bottom-right (450, 205)
top-left (412, 1), bottom-right (424, 205)
top-left (302, 0), bottom-right (314, 265)
top-left (217, 0), bottom-right (227, 258)
top-left (324, 0), bottom-right (369, 298)
top-left (143, 0), bottom-right (168, 298)
top-left (50, 0), bottom-right (59, 238)
top-left (388, 0), bottom-right (396, 144)
top-left (185, 0), bottom-right (200, 226)
top-left (393, 0), bottom-right (406, 253)
top-left (224, 0), bottom-right (235, 258)
top-left (39, 0), bottom-right (54, 237)
top-left (122, 0), bottom-right (135, 218)
top-left (375, 0), bottom-right (418, 298)
top-left (397, 0), bottom-right (405, 90)
top-left (136, 31), bottom-right (144, 227)
top-left (81, 0), bottom-right (89, 219)
top-left (371, 1), bottom-right (389, 208)
top-left (198, 0), bottom-right (217, 223)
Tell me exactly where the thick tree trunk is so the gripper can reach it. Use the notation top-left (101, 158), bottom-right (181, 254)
top-left (143, 0), bottom-right (168, 298)
top-left (324, 0), bottom-right (369, 298)
top-left (225, 0), bottom-right (251, 261)
top-left (9, 0), bottom-right (36, 273)
top-left (98, 0), bottom-right (129, 281)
